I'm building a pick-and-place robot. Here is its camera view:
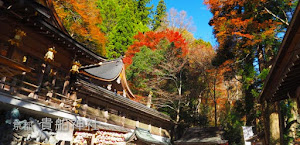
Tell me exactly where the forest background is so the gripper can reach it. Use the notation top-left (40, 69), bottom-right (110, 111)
top-left (53, 0), bottom-right (299, 144)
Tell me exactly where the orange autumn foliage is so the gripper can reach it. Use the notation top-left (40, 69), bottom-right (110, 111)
top-left (204, 0), bottom-right (281, 50)
top-left (188, 43), bottom-right (215, 68)
top-left (53, 0), bottom-right (106, 55)
top-left (123, 29), bottom-right (188, 67)
top-left (206, 60), bottom-right (237, 110)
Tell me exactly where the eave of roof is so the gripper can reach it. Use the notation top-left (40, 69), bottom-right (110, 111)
top-left (259, 2), bottom-right (300, 102)
top-left (79, 58), bottom-right (123, 81)
top-left (5, 0), bottom-right (107, 62)
top-left (79, 58), bottom-right (136, 99)
top-left (42, 0), bottom-right (70, 35)
top-left (125, 127), bottom-right (169, 145)
top-left (37, 18), bottom-right (106, 61)
top-left (76, 79), bottom-right (173, 124)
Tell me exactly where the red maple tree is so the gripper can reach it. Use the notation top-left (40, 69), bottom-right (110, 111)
top-left (123, 29), bottom-right (188, 67)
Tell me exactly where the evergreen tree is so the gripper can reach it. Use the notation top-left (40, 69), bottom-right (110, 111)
top-left (152, 0), bottom-right (166, 30)
top-left (97, 0), bottom-right (152, 59)
top-left (106, 4), bottom-right (137, 59)
top-left (97, 0), bottom-right (120, 34)
top-left (136, 0), bottom-right (153, 25)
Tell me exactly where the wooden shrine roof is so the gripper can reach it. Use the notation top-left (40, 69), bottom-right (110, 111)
top-left (79, 58), bottom-right (136, 99)
top-left (125, 127), bottom-right (169, 145)
top-left (260, 2), bottom-right (300, 102)
top-left (76, 79), bottom-right (174, 129)
top-left (80, 58), bottom-right (123, 81)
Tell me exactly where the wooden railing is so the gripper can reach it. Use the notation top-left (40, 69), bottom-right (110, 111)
top-left (0, 75), bottom-right (75, 112)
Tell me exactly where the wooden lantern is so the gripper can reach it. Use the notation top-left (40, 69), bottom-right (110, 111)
top-left (70, 61), bottom-right (81, 74)
top-left (44, 47), bottom-right (57, 62)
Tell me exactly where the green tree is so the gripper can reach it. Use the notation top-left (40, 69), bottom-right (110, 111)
top-left (97, 0), bottom-right (120, 34)
top-left (136, 0), bottom-right (153, 25)
top-left (127, 46), bottom-right (165, 94)
top-left (221, 101), bottom-right (244, 145)
top-left (106, 5), bottom-right (137, 59)
top-left (152, 0), bottom-right (167, 30)
top-left (97, 0), bottom-right (152, 59)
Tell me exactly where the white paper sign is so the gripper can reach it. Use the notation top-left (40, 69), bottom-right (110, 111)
top-left (242, 126), bottom-right (254, 145)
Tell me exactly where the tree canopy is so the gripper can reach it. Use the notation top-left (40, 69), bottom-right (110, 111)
top-left (53, 0), bottom-right (300, 143)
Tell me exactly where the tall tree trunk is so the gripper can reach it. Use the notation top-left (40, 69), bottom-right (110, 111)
top-left (176, 71), bottom-right (182, 123)
top-left (257, 45), bottom-right (266, 73)
top-left (213, 71), bottom-right (217, 127)
top-left (278, 101), bottom-right (284, 145)
top-left (262, 101), bottom-right (270, 145)
top-left (265, 44), bottom-right (274, 69)
top-left (146, 91), bottom-right (152, 108)
top-left (174, 100), bottom-right (181, 140)
top-left (176, 100), bottom-right (181, 123)
top-left (244, 55), bottom-right (255, 126)
top-left (288, 99), bottom-right (298, 142)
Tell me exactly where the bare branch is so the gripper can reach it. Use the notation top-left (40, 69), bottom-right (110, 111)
top-left (264, 7), bottom-right (289, 26)
top-left (154, 104), bottom-right (175, 110)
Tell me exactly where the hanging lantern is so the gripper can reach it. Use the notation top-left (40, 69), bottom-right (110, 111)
top-left (116, 76), bottom-right (121, 84)
top-left (22, 56), bottom-right (27, 63)
top-left (107, 84), bottom-right (112, 90)
top-left (44, 47), bottom-right (57, 62)
top-left (8, 29), bottom-right (26, 47)
top-left (70, 61), bottom-right (81, 74)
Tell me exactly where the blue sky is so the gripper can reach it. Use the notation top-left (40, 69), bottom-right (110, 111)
top-left (150, 0), bottom-right (217, 46)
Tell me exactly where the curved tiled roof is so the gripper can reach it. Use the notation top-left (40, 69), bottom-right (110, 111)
top-left (79, 58), bottom-right (136, 99)
top-left (125, 127), bottom-right (169, 145)
top-left (79, 58), bottom-right (123, 81)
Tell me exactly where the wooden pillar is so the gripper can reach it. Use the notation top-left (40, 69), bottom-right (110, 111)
top-left (121, 116), bottom-right (125, 127)
top-left (48, 70), bottom-right (57, 100)
top-left (269, 102), bottom-right (280, 145)
top-left (81, 104), bottom-right (88, 117)
top-left (9, 77), bottom-right (17, 93)
top-left (135, 120), bottom-right (139, 127)
top-left (148, 124), bottom-right (152, 132)
top-left (0, 77), bottom-right (6, 89)
top-left (34, 63), bottom-right (47, 98)
top-left (19, 72), bottom-right (26, 88)
top-left (103, 110), bottom-right (109, 123)
top-left (51, 70), bottom-right (57, 94)
top-left (159, 127), bottom-right (162, 136)
top-left (70, 91), bottom-right (77, 113)
top-left (62, 76), bottom-right (70, 96)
